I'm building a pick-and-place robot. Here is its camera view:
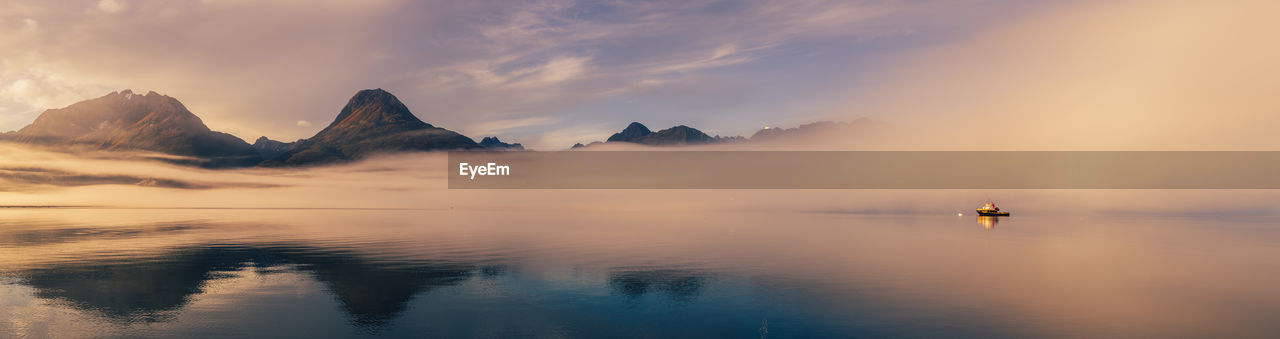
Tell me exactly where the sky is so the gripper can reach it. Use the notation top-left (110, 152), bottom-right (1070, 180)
top-left (0, 0), bottom-right (1276, 150)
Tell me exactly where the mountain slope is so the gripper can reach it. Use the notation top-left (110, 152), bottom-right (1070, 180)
top-left (267, 89), bottom-right (479, 165)
top-left (8, 90), bottom-right (259, 161)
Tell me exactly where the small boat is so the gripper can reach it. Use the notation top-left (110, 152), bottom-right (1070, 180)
top-left (976, 202), bottom-right (1010, 216)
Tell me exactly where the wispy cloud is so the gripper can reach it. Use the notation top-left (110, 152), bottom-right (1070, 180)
top-left (464, 116), bottom-right (558, 139)
top-left (836, 0), bottom-right (1280, 150)
top-left (97, 0), bottom-right (126, 14)
top-left (0, 0), bottom-right (1053, 149)
top-left (524, 123), bottom-right (616, 150)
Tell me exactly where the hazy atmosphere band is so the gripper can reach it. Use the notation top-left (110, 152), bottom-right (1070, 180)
top-left (447, 151), bottom-right (1280, 189)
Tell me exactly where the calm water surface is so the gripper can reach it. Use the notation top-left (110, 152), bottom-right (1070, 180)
top-left (1, 208), bottom-right (1278, 337)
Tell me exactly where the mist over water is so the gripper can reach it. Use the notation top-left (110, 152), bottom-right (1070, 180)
top-left (3, 143), bottom-right (1280, 337)
top-left (4, 142), bottom-right (1280, 215)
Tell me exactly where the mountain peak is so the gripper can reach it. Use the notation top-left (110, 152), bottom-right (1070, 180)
top-left (266, 88), bottom-right (479, 165)
top-left (324, 88), bottom-right (430, 132)
top-left (623, 122), bottom-right (650, 134)
top-left (479, 136), bottom-right (525, 151)
top-left (109, 89), bottom-right (166, 100)
top-left (345, 88), bottom-right (401, 110)
top-left (607, 122), bottom-right (652, 142)
top-left (349, 88), bottom-right (393, 102)
top-left (10, 90), bottom-right (258, 162)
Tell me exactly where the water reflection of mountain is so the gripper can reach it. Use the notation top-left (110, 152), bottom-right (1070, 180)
top-left (15, 244), bottom-right (498, 328)
top-left (608, 268), bottom-right (706, 303)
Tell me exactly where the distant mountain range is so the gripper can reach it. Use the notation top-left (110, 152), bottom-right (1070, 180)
top-left (607, 122), bottom-right (742, 145)
top-left (571, 122), bottom-right (743, 148)
top-left (569, 119), bottom-right (872, 149)
top-left (1, 88), bottom-right (870, 167)
top-left (747, 119), bottom-right (874, 144)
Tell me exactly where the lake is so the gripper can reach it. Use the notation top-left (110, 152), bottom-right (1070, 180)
top-left (2, 206), bottom-right (1278, 338)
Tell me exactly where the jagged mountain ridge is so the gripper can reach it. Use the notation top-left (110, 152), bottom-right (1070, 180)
top-left (601, 122), bottom-right (734, 146)
top-left (575, 122), bottom-right (745, 148)
top-left (6, 90), bottom-right (259, 162)
top-left (252, 136), bottom-right (302, 160)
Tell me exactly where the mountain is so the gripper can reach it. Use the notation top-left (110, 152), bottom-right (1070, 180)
top-left (602, 122), bottom-right (724, 146)
top-left (570, 119), bottom-right (877, 149)
top-left (749, 119), bottom-right (874, 144)
top-left (606, 122), bottom-right (652, 142)
top-left (638, 125), bottom-right (715, 145)
top-left (479, 137), bottom-right (524, 151)
top-left (266, 89), bottom-right (479, 165)
top-left (5, 90), bottom-right (260, 165)
top-left (252, 136), bottom-right (302, 160)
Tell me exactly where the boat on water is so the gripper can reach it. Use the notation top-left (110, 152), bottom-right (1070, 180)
top-left (976, 202), bottom-right (1010, 216)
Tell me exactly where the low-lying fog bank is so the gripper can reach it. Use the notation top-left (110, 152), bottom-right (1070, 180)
top-left (2, 143), bottom-right (1278, 217)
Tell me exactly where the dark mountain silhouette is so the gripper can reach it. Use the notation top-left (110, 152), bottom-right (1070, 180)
top-left (573, 122), bottom-right (742, 148)
top-left (265, 89), bottom-right (480, 165)
top-left (252, 136), bottom-right (302, 160)
top-left (4, 90), bottom-right (260, 165)
top-left (605, 122), bottom-right (719, 146)
top-left (640, 125), bottom-right (715, 145)
top-left (479, 136), bottom-right (524, 151)
top-left (606, 122), bottom-right (653, 142)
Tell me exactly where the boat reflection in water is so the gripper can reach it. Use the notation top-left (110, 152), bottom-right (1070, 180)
top-left (977, 216), bottom-right (1000, 230)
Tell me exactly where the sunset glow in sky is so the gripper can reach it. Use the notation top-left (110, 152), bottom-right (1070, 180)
top-left (1, 0), bottom-right (1276, 149)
